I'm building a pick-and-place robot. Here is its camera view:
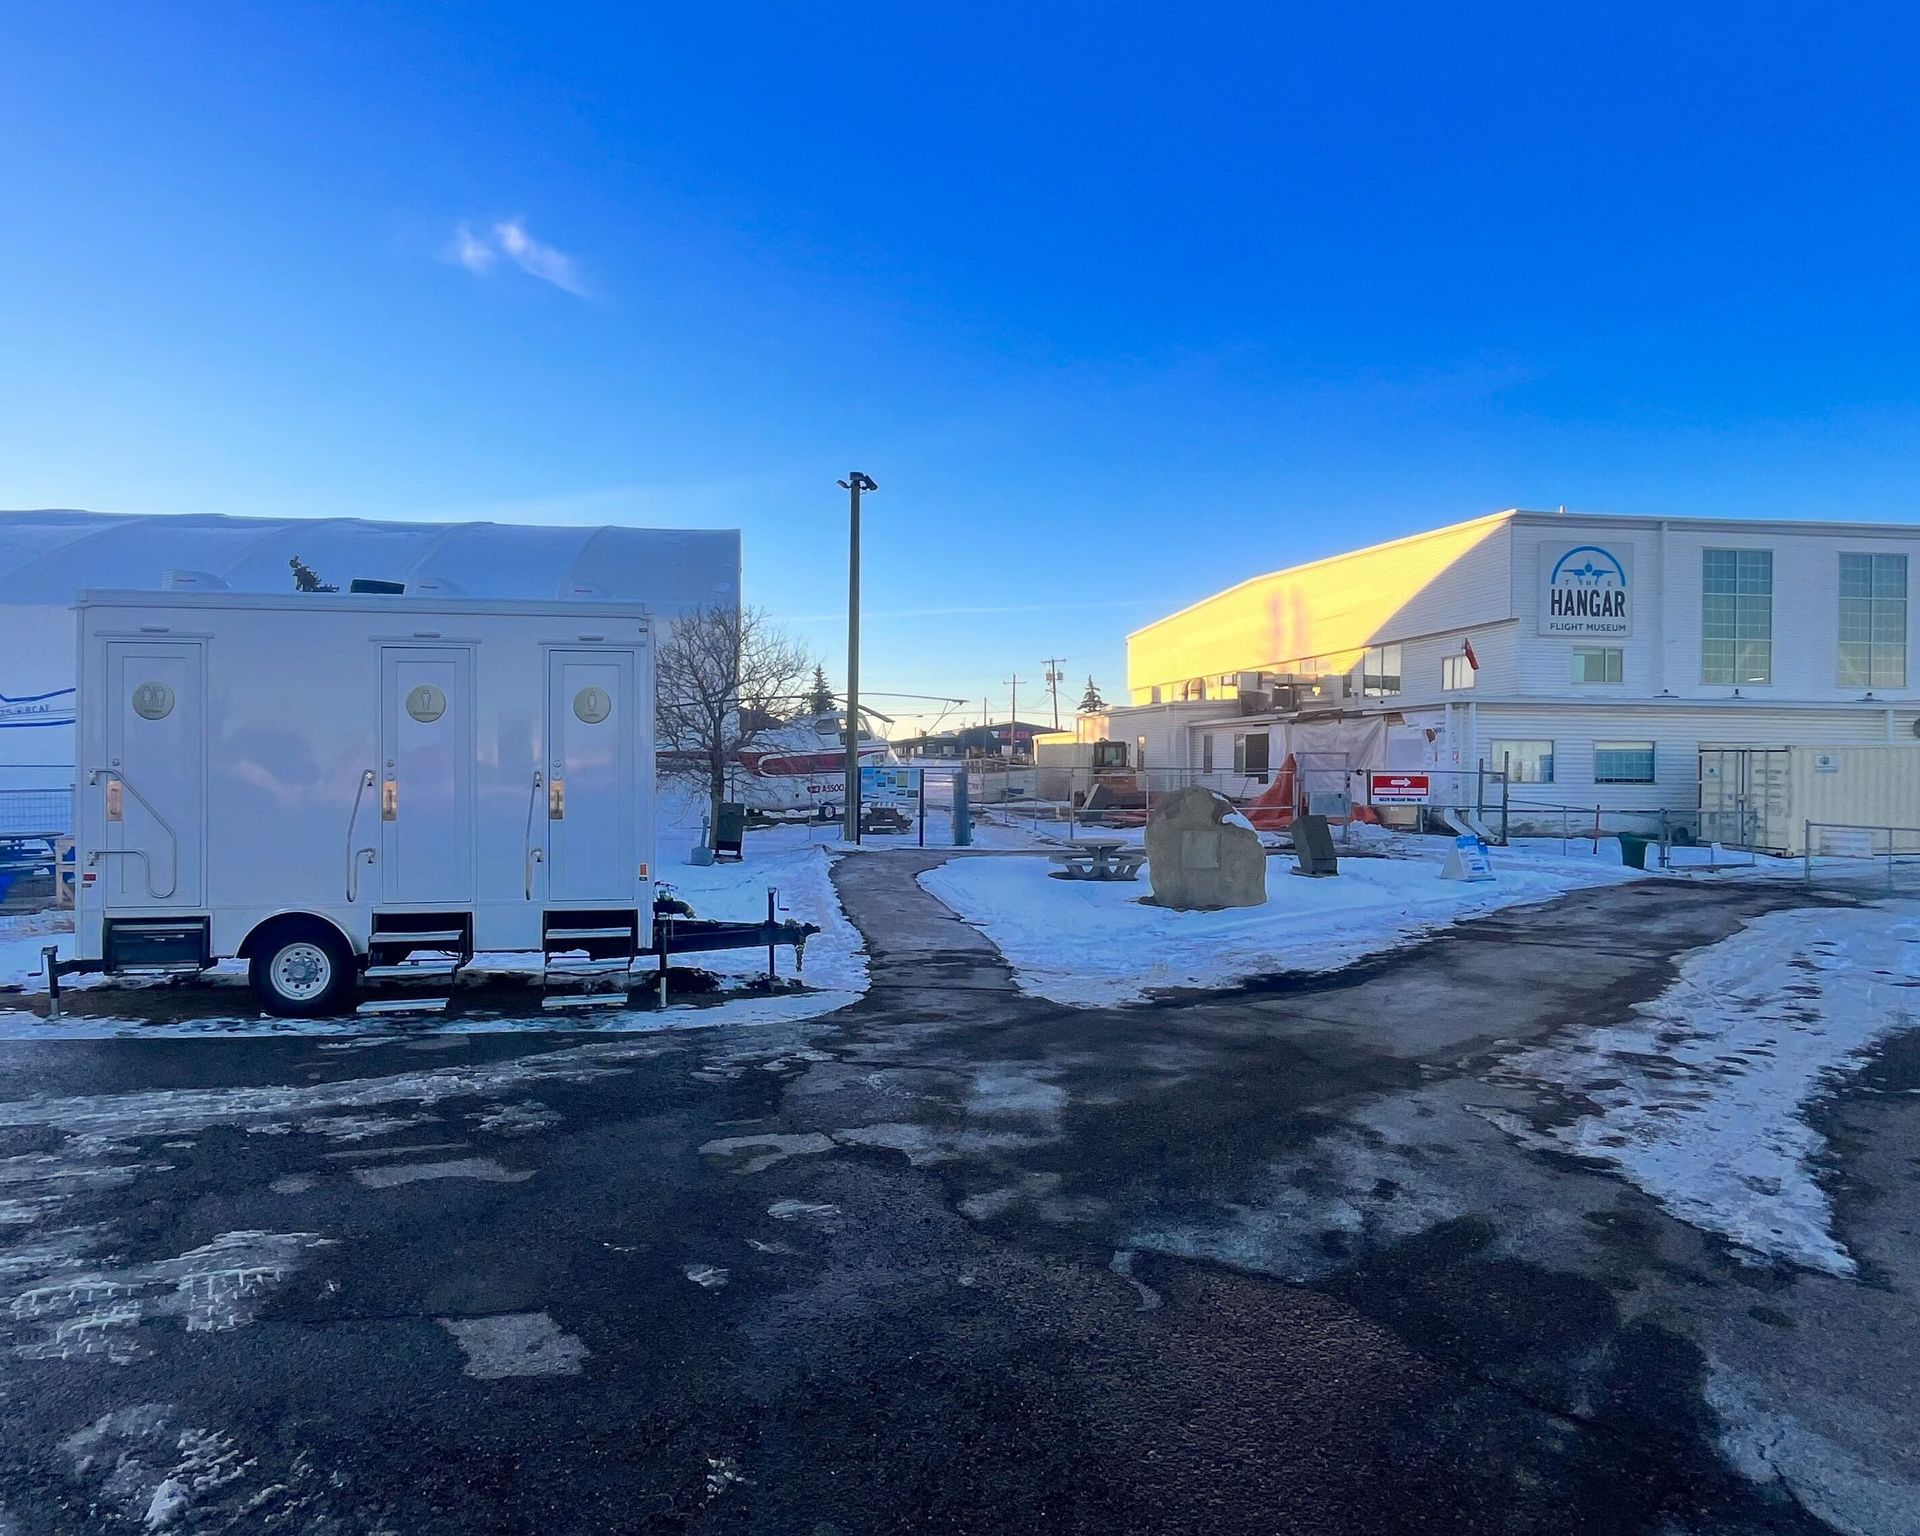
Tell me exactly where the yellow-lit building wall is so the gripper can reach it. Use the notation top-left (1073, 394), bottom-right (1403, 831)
top-left (1126, 513), bottom-right (1515, 701)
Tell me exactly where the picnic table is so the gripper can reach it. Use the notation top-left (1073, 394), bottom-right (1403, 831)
top-left (1047, 838), bottom-right (1146, 882)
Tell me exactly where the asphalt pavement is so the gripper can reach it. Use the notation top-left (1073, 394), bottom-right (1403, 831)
top-left (0, 855), bottom-right (1908, 1534)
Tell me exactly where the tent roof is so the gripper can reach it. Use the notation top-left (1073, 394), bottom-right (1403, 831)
top-left (0, 510), bottom-right (739, 614)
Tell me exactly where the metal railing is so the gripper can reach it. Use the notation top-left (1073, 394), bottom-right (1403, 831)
top-left (965, 761), bottom-right (1517, 845)
top-left (1502, 800), bottom-right (1758, 865)
top-left (1803, 822), bottom-right (1920, 893)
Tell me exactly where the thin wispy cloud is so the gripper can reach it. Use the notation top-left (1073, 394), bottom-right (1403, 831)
top-left (445, 219), bottom-right (589, 297)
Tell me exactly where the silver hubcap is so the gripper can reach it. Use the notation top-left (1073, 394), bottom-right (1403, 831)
top-left (272, 941), bottom-right (332, 1001)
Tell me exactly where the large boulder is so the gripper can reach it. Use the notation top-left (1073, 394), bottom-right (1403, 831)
top-left (1144, 786), bottom-right (1267, 910)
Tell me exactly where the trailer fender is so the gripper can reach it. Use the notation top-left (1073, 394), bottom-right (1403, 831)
top-left (236, 911), bottom-right (358, 962)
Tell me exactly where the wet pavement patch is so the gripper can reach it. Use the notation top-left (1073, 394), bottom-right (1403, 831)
top-left (439, 1312), bottom-right (589, 1378)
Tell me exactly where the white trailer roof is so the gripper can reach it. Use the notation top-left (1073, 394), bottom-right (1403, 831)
top-left (0, 509), bottom-right (739, 614)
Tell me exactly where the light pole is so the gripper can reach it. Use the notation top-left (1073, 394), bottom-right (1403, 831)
top-left (838, 472), bottom-right (877, 843)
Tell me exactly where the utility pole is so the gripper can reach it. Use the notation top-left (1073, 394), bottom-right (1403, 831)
top-left (1042, 657), bottom-right (1067, 731)
top-left (1004, 674), bottom-right (1024, 759)
top-left (837, 472), bottom-right (877, 843)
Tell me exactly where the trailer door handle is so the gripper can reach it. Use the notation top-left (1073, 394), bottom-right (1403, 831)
top-left (549, 778), bottom-right (564, 820)
top-left (381, 779), bottom-right (398, 821)
top-left (524, 769), bottom-right (546, 898)
top-left (346, 768), bottom-right (377, 901)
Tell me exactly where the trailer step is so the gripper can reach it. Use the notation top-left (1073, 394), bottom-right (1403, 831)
top-left (544, 926), bottom-right (636, 943)
top-left (369, 928), bottom-right (467, 946)
top-left (363, 963), bottom-right (459, 982)
top-left (355, 996), bottom-right (450, 1016)
top-left (112, 963), bottom-right (209, 979)
top-left (541, 991), bottom-right (630, 1010)
top-left (543, 957), bottom-right (633, 975)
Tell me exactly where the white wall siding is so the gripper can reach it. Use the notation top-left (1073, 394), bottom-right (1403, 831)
top-left (1397, 620), bottom-right (1519, 704)
top-left (1510, 516), bottom-right (1920, 702)
top-left (1465, 703), bottom-right (1915, 815)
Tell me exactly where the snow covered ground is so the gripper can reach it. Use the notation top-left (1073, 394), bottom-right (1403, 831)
top-left (1486, 900), bottom-right (1920, 1276)
top-left (0, 796), bottom-right (866, 1039)
top-left (919, 833), bottom-right (1645, 1006)
top-left (0, 909), bottom-right (69, 994)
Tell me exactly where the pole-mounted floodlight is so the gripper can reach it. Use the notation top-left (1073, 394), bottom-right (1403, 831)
top-left (837, 473), bottom-right (877, 843)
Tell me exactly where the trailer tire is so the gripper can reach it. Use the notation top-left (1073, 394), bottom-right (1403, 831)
top-left (249, 921), bottom-right (355, 1017)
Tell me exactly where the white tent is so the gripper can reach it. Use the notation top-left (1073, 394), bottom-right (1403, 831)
top-left (0, 509), bottom-right (741, 792)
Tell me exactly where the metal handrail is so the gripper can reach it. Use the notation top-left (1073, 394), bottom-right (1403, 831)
top-left (524, 769), bottom-right (546, 899)
top-left (345, 768), bottom-right (377, 901)
top-left (87, 766), bottom-right (179, 899)
top-left (87, 768), bottom-right (179, 898)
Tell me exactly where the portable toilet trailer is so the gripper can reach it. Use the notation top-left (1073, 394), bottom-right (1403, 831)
top-left (66, 588), bottom-right (656, 1014)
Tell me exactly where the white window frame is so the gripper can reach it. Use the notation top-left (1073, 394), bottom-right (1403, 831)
top-left (1440, 654), bottom-right (1476, 691)
top-left (1702, 548), bottom-right (1773, 686)
top-left (1489, 739), bottom-right (1555, 784)
top-left (1593, 740), bottom-right (1656, 784)
top-left (1838, 551), bottom-right (1908, 690)
top-left (1571, 646), bottom-right (1624, 684)
top-left (1360, 643), bottom-right (1402, 699)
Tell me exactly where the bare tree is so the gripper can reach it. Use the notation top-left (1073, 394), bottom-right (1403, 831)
top-left (656, 604), bottom-right (814, 831)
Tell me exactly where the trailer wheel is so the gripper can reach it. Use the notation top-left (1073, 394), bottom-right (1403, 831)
top-left (249, 921), bottom-right (354, 1017)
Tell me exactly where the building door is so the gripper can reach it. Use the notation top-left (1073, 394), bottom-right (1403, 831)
top-left (102, 641), bottom-right (205, 906)
top-left (545, 649), bottom-right (636, 904)
top-left (379, 647), bottom-right (474, 905)
top-left (1699, 747), bottom-right (1790, 850)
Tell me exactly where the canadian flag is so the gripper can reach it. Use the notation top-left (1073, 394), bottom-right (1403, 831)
top-left (1462, 637), bottom-right (1480, 671)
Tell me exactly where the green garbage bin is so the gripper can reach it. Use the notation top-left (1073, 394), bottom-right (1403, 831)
top-left (714, 802), bottom-right (747, 862)
top-left (1617, 832), bottom-right (1650, 870)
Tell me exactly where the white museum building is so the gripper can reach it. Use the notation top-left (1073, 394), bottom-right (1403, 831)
top-left (1089, 508), bottom-right (1920, 843)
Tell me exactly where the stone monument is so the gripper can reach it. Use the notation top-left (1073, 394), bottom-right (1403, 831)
top-left (1144, 786), bottom-right (1268, 910)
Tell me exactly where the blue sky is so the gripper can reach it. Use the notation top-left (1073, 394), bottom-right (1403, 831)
top-left (3, 5), bottom-right (1917, 733)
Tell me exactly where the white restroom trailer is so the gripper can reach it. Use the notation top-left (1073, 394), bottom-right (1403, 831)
top-left (68, 589), bottom-right (658, 1015)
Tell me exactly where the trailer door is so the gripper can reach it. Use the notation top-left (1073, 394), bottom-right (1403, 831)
top-left (545, 649), bottom-right (635, 904)
top-left (379, 647), bottom-right (475, 905)
top-left (102, 641), bottom-right (205, 906)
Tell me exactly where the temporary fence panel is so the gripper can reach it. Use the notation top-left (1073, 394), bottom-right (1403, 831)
top-left (1803, 822), bottom-right (1920, 894)
top-left (0, 788), bottom-right (71, 837)
top-left (1294, 752), bottom-right (1351, 820)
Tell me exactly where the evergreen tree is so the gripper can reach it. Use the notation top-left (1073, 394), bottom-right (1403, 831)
top-left (1077, 675), bottom-right (1105, 713)
top-left (289, 555), bottom-right (337, 593)
top-left (807, 662), bottom-right (834, 714)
